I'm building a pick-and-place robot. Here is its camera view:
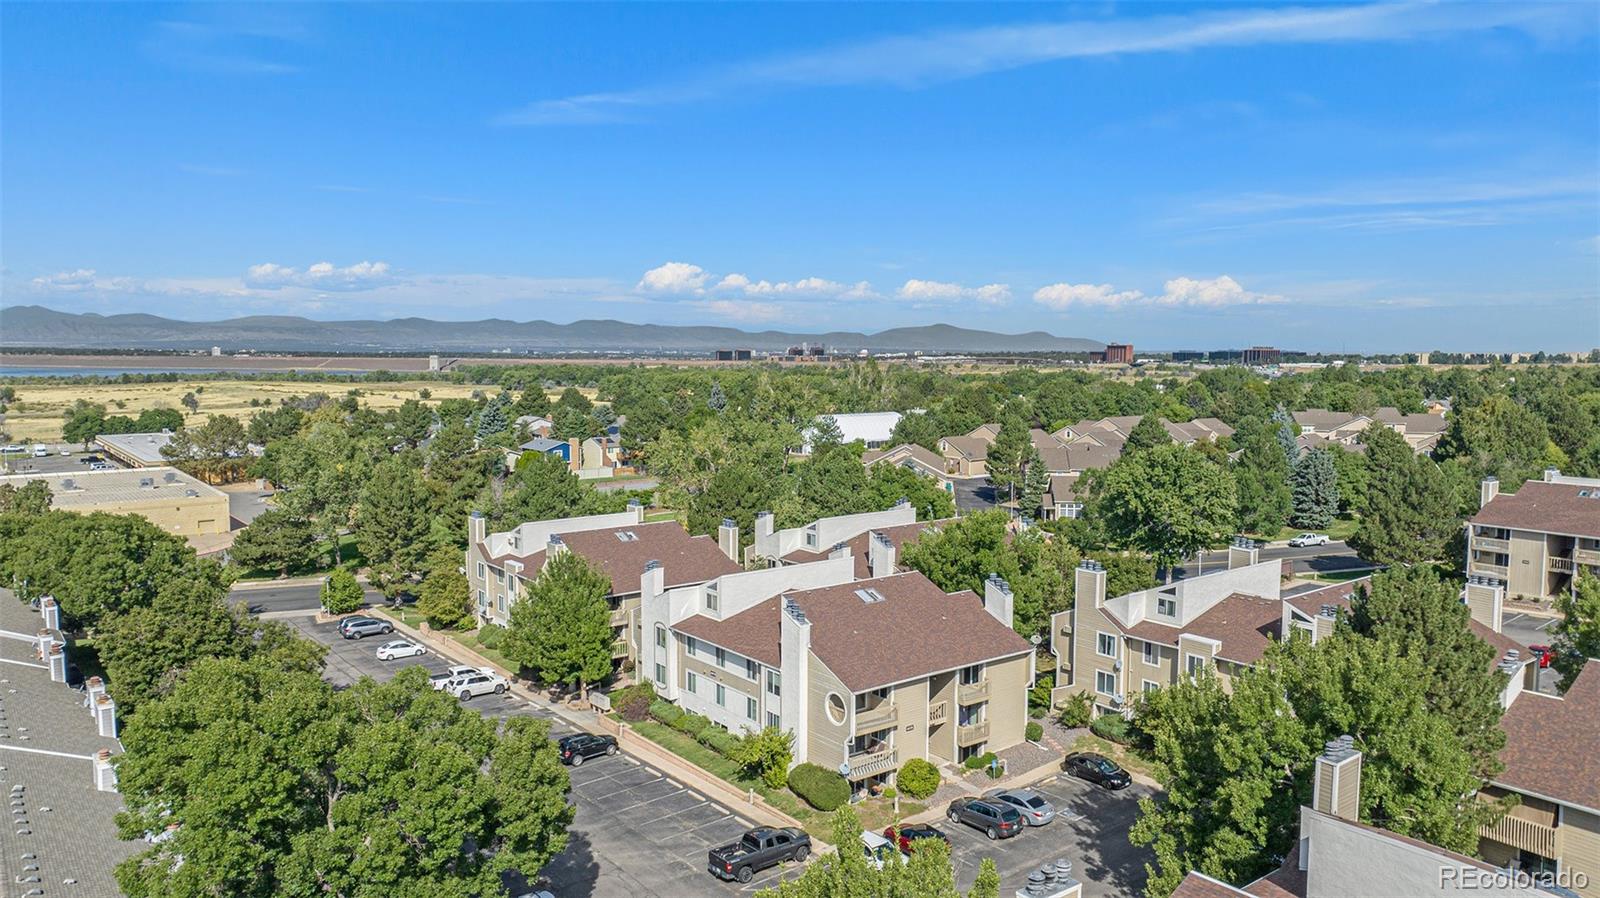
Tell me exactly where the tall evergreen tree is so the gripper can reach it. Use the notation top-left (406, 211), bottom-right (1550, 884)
top-left (475, 391), bottom-right (511, 440)
top-left (1349, 425), bottom-right (1457, 565)
top-left (808, 414), bottom-right (844, 453)
top-left (1124, 414), bottom-right (1170, 454)
top-left (985, 410), bottom-right (1033, 500)
top-left (1019, 445), bottom-right (1051, 518)
top-left (707, 381), bottom-right (727, 413)
top-left (1271, 405), bottom-right (1299, 468)
top-left (1290, 447), bottom-right (1339, 529)
top-left (355, 457), bottom-right (433, 594)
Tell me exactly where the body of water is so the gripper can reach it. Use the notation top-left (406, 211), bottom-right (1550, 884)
top-left (1, 366), bottom-right (278, 378)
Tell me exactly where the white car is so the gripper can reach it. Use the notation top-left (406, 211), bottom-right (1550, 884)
top-left (0, 445), bottom-right (21, 454)
top-left (1288, 533), bottom-right (1330, 548)
top-left (860, 831), bottom-right (906, 871)
top-left (451, 671), bottom-right (509, 700)
top-left (59, 449), bottom-right (71, 456)
top-left (429, 665), bottom-right (480, 690)
top-left (374, 640), bottom-right (426, 661)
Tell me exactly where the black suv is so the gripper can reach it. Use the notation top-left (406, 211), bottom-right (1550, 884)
top-left (557, 733), bottom-right (618, 766)
top-left (1063, 752), bottom-right (1132, 790)
top-left (946, 797), bottom-right (1023, 840)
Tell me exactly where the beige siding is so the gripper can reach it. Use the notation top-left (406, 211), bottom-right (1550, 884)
top-left (1565, 808), bottom-right (1600, 898)
top-left (1508, 529), bottom-right (1547, 598)
top-left (982, 654), bottom-right (1032, 753)
top-left (887, 680), bottom-right (929, 762)
top-left (805, 656), bottom-right (850, 772)
top-left (1071, 603), bottom-right (1123, 712)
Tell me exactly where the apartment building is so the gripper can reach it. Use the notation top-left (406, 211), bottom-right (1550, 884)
top-left (1468, 470), bottom-right (1600, 601)
top-left (641, 556), bottom-right (1033, 791)
top-left (749, 502), bottom-right (920, 568)
top-left (468, 503), bottom-right (741, 662)
top-left (861, 443), bottom-right (955, 494)
top-left (938, 423), bottom-right (999, 477)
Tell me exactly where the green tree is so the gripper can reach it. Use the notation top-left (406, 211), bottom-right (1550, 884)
top-left (1091, 444), bottom-right (1239, 581)
top-left (229, 509), bottom-right (319, 578)
top-left (181, 391), bottom-right (199, 414)
top-left (790, 443), bottom-right (870, 523)
top-left (552, 404), bottom-right (600, 440)
top-left (1349, 425), bottom-right (1457, 565)
top-left (901, 510), bottom-right (1074, 638)
top-left (969, 860), bottom-right (1001, 898)
top-left (503, 551), bottom-right (614, 698)
top-left (1435, 395), bottom-right (1558, 487)
top-left (61, 399), bottom-right (109, 446)
top-left (114, 660), bottom-right (573, 898)
top-left (729, 726), bottom-right (795, 788)
top-left (1328, 445), bottom-right (1368, 514)
top-left (985, 411), bottom-right (1032, 500)
top-left (355, 457), bottom-right (433, 594)
top-left (476, 391), bottom-right (512, 441)
top-left (863, 460), bottom-right (956, 523)
top-left (808, 414), bottom-right (844, 453)
top-left (1019, 445), bottom-right (1051, 518)
top-left (1552, 570), bottom-right (1600, 692)
top-left (1290, 447), bottom-right (1339, 529)
top-left (1232, 420), bottom-right (1292, 535)
top-left (556, 386), bottom-right (593, 413)
top-left (1124, 414), bottom-right (1170, 453)
top-left (511, 388), bottom-right (551, 420)
top-left (320, 568), bottom-right (365, 614)
top-left (496, 451), bottom-right (595, 528)
top-left (162, 413), bottom-right (251, 482)
top-left (708, 381), bottom-right (728, 413)
top-left (0, 479), bottom-right (51, 515)
top-left (687, 461), bottom-right (780, 545)
top-left (247, 404), bottom-right (306, 444)
top-left (416, 545), bottom-right (475, 629)
top-left (391, 398), bottom-right (434, 448)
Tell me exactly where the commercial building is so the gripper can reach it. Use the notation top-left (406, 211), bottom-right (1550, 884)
top-left (803, 411), bottom-right (902, 453)
top-left (1101, 343), bottom-right (1135, 364)
top-left (0, 467), bottom-right (230, 536)
top-left (1241, 346), bottom-right (1282, 366)
top-left (95, 430), bottom-right (176, 468)
top-left (713, 349), bottom-right (753, 361)
top-left (1468, 470), bottom-right (1600, 601)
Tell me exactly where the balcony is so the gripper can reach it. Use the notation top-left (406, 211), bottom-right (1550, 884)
top-left (610, 638), bottom-right (630, 658)
top-left (957, 680), bottom-right (990, 704)
top-left (1469, 561), bottom-right (1509, 580)
top-left (928, 700), bottom-right (949, 726)
top-left (1480, 814), bottom-right (1559, 859)
top-left (609, 607), bottom-right (631, 627)
top-left (854, 701), bottom-right (899, 733)
top-left (1575, 547), bottom-right (1600, 567)
top-left (846, 746), bottom-right (898, 780)
top-left (1474, 536), bottom-right (1511, 553)
top-left (956, 720), bottom-right (990, 747)
top-left (1549, 556), bottom-right (1576, 574)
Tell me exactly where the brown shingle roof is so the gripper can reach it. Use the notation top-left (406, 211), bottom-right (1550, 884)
top-left (1495, 660), bottom-right (1600, 812)
top-left (1469, 480), bottom-right (1600, 539)
top-left (1284, 579), bottom-right (1366, 618)
top-left (790, 572), bottom-right (1033, 692)
top-left (1120, 593), bottom-right (1284, 666)
top-left (559, 521), bottom-right (741, 596)
top-left (1243, 845), bottom-right (1305, 898)
top-left (863, 443), bottom-right (946, 473)
top-left (1173, 873), bottom-right (1254, 898)
top-left (673, 598), bottom-right (783, 667)
top-left (940, 435), bottom-right (991, 461)
top-left (780, 518), bottom-right (954, 578)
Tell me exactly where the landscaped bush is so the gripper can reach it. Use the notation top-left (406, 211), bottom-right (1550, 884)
top-left (698, 728), bottom-right (741, 757)
top-left (320, 569), bottom-right (364, 615)
top-left (729, 727), bottom-right (795, 789)
top-left (475, 623), bottom-right (507, 650)
top-left (787, 763), bottom-right (850, 811)
top-left (1057, 691), bottom-right (1092, 728)
top-left (671, 711), bottom-right (712, 738)
top-left (962, 751), bottom-right (998, 771)
top-left (1090, 712), bottom-right (1134, 745)
top-left (1025, 721), bottom-right (1044, 743)
top-left (895, 758), bottom-right (941, 799)
top-left (648, 700), bottom-right (682, 725)
top-left (611, 681), bottom-right (657, 721)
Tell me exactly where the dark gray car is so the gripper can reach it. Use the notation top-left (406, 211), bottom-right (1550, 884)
top-left (946, 797), bottom-right (1023, 840)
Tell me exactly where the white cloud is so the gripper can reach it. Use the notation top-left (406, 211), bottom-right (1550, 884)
top-left (693, 299), bottom-right (784, 323)
top-left (1156, 275), bottom-right (1282, 306)
top-left (498, 3), bottom-right (1590, 125)
top-left (31, 269), bottom-right (101, 292)
top-left (898, 279), bottom-right (1010, 305)
top-left (1032, 282), bottom-right (1146, 309)
top-left (244, 260), bottom-right (394, 291)
top-left (714, 273), bottom-right (866, 297)
top-left (636, 261), bottom-right (711, 294)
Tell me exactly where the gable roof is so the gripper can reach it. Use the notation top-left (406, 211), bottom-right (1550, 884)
top-left (560, 521), bottom-right (742, 596)
top-left (780, 518), bottom-right (954, 578)
top-left (673, 598), bottom-right (783, 667)
top-left (1469, 480), bottom-right (1600, 539)
top-left (940, 435), bottom-right (991, 461)
top-left (862, 443), bottom-right (946, 474)
top-left (1120, 593), bottom-right (1286, 666)
top-left (1495, 660), bottom-right (1600, 813)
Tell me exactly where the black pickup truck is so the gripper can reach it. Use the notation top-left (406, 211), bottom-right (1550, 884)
top-left (708, 827), bottom-right (811, 883)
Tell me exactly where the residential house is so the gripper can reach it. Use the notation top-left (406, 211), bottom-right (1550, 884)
top-left (514, 415), bottom-right (554, 437)
top-left (1292, 407), bottom-right (1446, 454)
top-left (467, 504), bottom-right (741, 663)
top-left (862, 443), bottom-right (955, 494)
top-left (641, 559), bottom-right (1033, 790)
top-left (771, 511), bottom-right (955, 580)
top-left (574, 434), bottom-right (626, 479)
top-left (505, 436), bottom-right (570, 469)
top-left (803, 411), bottom-right (902, 453)
top-left (938, 423), bottom-right (999, 477)
top-left (1468, 470), bottom-right (1600, 601)
top-left (749, 502), bottom-right (921, 569)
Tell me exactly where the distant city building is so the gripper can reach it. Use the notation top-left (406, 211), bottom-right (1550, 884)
top-left (713, 349), bottom-right (753, 361)
top-left (1100, 343), bottom-right (1134, 364)
top-left (210, 345), bottom-right (222, 356)
top-left (429, 354), bottom-right (441, 371)
top-left (1170, 350), bottom-right (1205, 362)
top-left (1242, 346), bottom-right (1282, 366)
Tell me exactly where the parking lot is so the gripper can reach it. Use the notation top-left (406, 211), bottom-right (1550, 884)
top-left (283, 614), bottom-right (805, 896)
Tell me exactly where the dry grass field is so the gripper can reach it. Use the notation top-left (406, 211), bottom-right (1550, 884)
top-left (0, 380), bottom-right (491, 442)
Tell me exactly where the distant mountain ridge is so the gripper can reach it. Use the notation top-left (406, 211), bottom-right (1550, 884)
top-left (0, 306), bottom-right (1104, 354)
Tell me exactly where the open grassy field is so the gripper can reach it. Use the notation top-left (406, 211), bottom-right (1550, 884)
top-left (0, 379), bottom-right (490, 442)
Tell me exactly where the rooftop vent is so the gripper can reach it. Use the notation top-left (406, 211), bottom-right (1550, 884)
top-left (783, 596), bottom-right (808, 624)
top-left (615, 531), bottom-right (639, 542)
top-left (1320, 734), bottom-right (1358, 764)
top-left (138, 477), bottom-right (154, 488)
top-left (59, 478), bottom-right (77, 491)
top-left (853, 587), bottom-right (886, 604)
top-left (163, 471), bottom-right (177, 483)
top-left (183, 489), bottom-right (198, 497)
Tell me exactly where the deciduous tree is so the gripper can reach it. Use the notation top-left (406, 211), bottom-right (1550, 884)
top-left (503, 551), bottom-right (614, 698)
top-left (416, 545), bottom-right (475, 630)
top-left (229, 509), bottom-right (319, 578)
top-left (1091, 444), bottom-right (1239, 581)
top-left (1552, 570), bottom-right (1600, 692)
top-left (1124, 414), bottom-right (1169, 454)
top-left (355, 456), bottom-right (433, 594)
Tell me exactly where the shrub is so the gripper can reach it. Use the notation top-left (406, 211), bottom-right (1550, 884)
top-left (729, 727), bottom-right (795, 789)
top-left (619, 693), bottom-right (652, 721)
top-left (1090, 713), bottom-right (1134, 745)
top-left (671, 711), bottom-right (712, 738)
top-left (962, 751), bottom-right (998, 771)
top-left (1057, 691), bottom-right (1092, 729)
top-left (648, 699), bottom-right (682, 725)
top-left (698, 728), bottom-right (741, 757)
top-left (610, 681), bottom-right (656, 711)
top-left (896, 758), bottom-right (941, 799)
top-left (788, 763), bottom-right (850, 811)
top-left (475, 623), bottom-right (507, 650)
top-left (320, 569), bottom-right (365, 615)
top-left (1025, 721), bottom-right (1044, 743)
top-left (1028, 672), bottom-right (1054, 718)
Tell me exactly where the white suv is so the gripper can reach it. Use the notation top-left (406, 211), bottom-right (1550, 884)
top-left (451, 671), bottom-right (509, 700)
top-left (429, 665), bottom-right (480, 690)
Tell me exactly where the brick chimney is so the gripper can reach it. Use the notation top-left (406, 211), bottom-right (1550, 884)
top-left (1227, 537), bottom-right (1259, 570)
top-left (717, 519), bottom-right (739, 562)
top-left (1075, 560), bottom-right (1107, 609)
top-left (1312, 735), bottom-right (1361, 821)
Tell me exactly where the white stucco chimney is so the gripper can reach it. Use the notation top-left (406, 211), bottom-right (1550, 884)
top-left (1075, 560), bottom-right (1106, 609)
top-left (718, 518), bottom-right (740, 562)
top-left (983, 574), bottom-right (1014, 629)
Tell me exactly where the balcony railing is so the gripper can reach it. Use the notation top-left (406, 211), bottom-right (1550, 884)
top-left (1480, 814), bottom-right (1559, 859)
top-left (928, 700), bottom-right (949, 726)
top-left (1549, 556), bottom-right (1576, 574)
top-left (957, 680), bottom-right (989, 704)
top-left (1473, 536), bottom-right (1511, 553)
top-left (846, 746), bottom-right (898, 780)
top-left (609, 608), bottom-right (631, 627)
top-left (854, 701), bottom-right (898, 733)
top-left (1575, 547), bottom-right (1600, 567)
top-left (610, 638), bottom-right (630, 658)
top-left (956, 720), bottom-right (990, 746)
top-left (1469, 561), bottom-right (1509, 580)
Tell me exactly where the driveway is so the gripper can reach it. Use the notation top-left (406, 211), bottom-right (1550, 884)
top-left (1500, 612), bottom-right (1565, 695)
top-left (953, 478), bottom-right (998, 512)
top-left (281, 615), bottom-right (804, 896)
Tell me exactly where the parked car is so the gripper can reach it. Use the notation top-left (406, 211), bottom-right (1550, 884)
top-left (708, 827), bottom-right (810, 883)
top-left (79, 455), bottom-right (102, 465)
top-left (1063, 752), bottom-right (1132, 790)
top-left (32, 446), bottom-right (49, 457)
top-left (1288, 533), bottom-right (1330, 547)
top-left (337, 617), bottom-right (393, 640)
top-left (557, 732), bottom-right (618, 766)
top-left (860, 830), bottom-right (905, 870)
top-left (90, 462), bottom-right (114, 471)
top-left (946, 797), bottom-right (1023, 840)
top-left (1529, 645), bottom-right (1554, 669)
top-left (883, 823), bottom-right (951, 855)
top-left (450, 671), bottom-right (509, 700)
top-left (374, 640), bottom-right (425, 661)
top-left (429, 665), bottom-right (480, 690)
top-left (0, 445), bottom-right (22, 454)
top-left (983, 788), bottom-right (1056, 826)
top-left (58, 449), bottom-right (71, 456)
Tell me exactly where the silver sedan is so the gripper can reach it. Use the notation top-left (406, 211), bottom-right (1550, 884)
top-left (983, 788), bottom-right (1056, 826)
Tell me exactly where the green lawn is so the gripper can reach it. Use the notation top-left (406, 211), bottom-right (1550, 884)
top-left (234, 533), bottom-right (367, 582)
top-left (1244, 515), bottom-right (1359, 544)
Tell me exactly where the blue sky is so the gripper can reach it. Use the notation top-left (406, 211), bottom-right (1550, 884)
top-left (2, 2), bottom-right (1597, 352)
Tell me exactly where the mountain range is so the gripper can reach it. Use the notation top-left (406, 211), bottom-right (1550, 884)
top-left (0, 306), bottom-right (1104, 354)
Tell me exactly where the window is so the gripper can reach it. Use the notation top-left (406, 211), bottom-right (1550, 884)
top-left (804, 529), bottom-right (818, 548)
top-left (1096, 632), bottom-right (1117, 659)
top-left (766, 670), bottom-right (781, 697)
top-left (715, 647), bottom-right (727, 667)
top-left (959, 664), bottom-right (982, 685)
top-left (705, 588), bottom-right (719, 613)
top-left (1058, 503), bottom-right (1082, 520)
top-left (476, 562), bottom-right (486, 581)
top-left (686, 671), bottom-right (698, 694)
top-left (494, 567), bottom-right (504, 583)
top-left (766, 711), bottom-right (781, 729)
top-left (1157, 596), bottom-right (1176, 617)
top-left (715, 684), bottom-right (726, 707)
top-left (1186, 654), bottom-right (1207, 678)
top-left (1142, 680), bottom-right (1161, 694)
top-left (745, 658), bottom-right (759, 680)
top-left (746, 697), bottom-right (758, 721)
top-left (1142, 641), bottom-right (1159, 666)
top-left (856, 687), bottom-right (889, 711)
top-left (477, 589), bottom-right (486, 608)
top-left (958, 702), bottom-right (985, 726)
top-left (655, 626), bottom-right (667, 650)
top-left (685, 636), bottom-right (699, 658)
top-left (1095, 671), bottom-right (1117, 696)
top-left (959, 744), bottom-right (985, 763)
top-left (654, 663), bottom-right (666, 685)
top-left (496, 594), bottom-right (505, 612)
top-left (826, 693), bottom-right (847, 725)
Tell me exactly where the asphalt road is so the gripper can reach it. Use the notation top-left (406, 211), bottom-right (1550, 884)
top-left (1499, 611), bottom-right (1565, 695)
top-left (1175, 540), bottom-right (1371, 580)
top-left (229, 580), bottom-right (385, 615)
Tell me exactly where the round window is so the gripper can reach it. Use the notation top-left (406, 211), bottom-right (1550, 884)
top-left (826, 692), bottom-right (847, 725)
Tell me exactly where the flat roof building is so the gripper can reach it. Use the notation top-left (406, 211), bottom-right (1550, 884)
top-left (95, 431), bottom-right (175, 467)
top-left (0, 467), bottom-right (231, 536)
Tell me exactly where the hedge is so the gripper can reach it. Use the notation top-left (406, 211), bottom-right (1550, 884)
top-left (1090, 713), bottom-right (1134, 745)
top-left (896, 758), bottom-right (941, 800)
top-left (788, 763), bottom-right (850, 811)
top-left (476, 624), bottom-right (507, 650)
top-left (1025, 721), bottom-right (1044, 743)
top-left (962, 751), bottom-right (998, 771)
top-left (698, 727), bottom-right (741, 757)
top-left (648, 700), bottom-right (683, 726)
top-left (671, 711), bottom-right (712, 739)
